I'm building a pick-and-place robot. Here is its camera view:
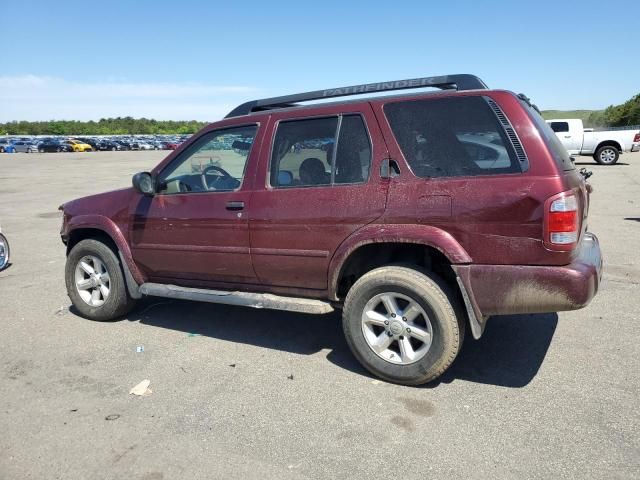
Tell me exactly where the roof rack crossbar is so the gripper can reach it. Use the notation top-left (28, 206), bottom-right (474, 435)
top-left (225, 74), bottom-right (488, 118)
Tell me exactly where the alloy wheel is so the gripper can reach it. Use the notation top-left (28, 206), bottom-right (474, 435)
top-left (74, 255), bottom-right (111, 307)
top-left (361, 292), bottom-right (433, 365)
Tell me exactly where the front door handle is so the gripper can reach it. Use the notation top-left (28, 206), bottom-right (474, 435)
top-left (226, 201), bottom-right (245, 211)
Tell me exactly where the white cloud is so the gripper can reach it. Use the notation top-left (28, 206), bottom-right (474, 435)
top-left (0, 75), bottom-right (258, 122)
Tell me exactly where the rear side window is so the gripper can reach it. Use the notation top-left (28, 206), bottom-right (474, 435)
top-left (384, 96), bottom-right (522, 178)
top-left (270, 115), bottom-right (371, 188)
top-left (523, 102), bottom-right (574, 171)
top-left (549, 121), bottom-right (569, 133)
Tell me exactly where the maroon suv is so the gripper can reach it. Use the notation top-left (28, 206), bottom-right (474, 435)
top-left (60, 74), bottom-right (602, 385)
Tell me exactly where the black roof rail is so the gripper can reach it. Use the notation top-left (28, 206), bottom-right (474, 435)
top-left (225, 74), bottom-right (488, 118)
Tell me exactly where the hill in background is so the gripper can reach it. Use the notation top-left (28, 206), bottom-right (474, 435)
top-left (542, 93), bottom-right (640, 128)
top-left (541, 109), bottom-right (601, 125)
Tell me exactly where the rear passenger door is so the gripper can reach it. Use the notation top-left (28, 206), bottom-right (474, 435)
top-left (249, 104), bottom-right (388, 290)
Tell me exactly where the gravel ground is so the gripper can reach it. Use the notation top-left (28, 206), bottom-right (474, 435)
top-left (0, 150), bottom-right (638, 480)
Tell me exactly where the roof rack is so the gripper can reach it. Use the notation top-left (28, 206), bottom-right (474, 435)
top-left (225, 74), bottom-right (488, 118)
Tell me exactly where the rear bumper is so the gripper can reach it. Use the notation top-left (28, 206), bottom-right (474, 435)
top-left (455, 232), bottom-right (602, 321)
top-left (631, 143), bottom-right (640, 153)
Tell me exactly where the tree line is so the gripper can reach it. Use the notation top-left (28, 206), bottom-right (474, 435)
top-left (586, 93), bottom-right (640, 127)
top-left (0, 117), bottom-right (208, 136)
top-left (2, 93), bottom-right (639, 135)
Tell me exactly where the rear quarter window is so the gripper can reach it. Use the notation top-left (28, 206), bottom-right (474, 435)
top-left (523, 102), bottom-right (574, 171)
top-left (384, 96), bottom-right (522, 178)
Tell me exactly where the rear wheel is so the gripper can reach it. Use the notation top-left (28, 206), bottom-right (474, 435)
top-left (65, 239), bottom-right (136, 321)
top-left (594, 146), bottom-right (619, 165)
top-left (342, 266), bottom-right (464, 385)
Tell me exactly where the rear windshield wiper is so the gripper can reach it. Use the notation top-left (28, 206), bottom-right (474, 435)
top-left (517, 93), bottom-right (541, 114)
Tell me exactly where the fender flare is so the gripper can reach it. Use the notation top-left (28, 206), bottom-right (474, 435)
top-left (65, 214), bottom-right (145, 286)
top-left (327, 223), bottom-right (472, 301)
top-left (595, 140), bottom-right (623, 153)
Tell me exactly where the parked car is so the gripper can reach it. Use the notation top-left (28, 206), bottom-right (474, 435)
top-left (59, 74), bottom-right (602, 385)
top-left (65, 139), bottom-right (93, 152)
top-left (130, 140), bottom-right (154, 151)
top-left (37, 139), bottom-right (72, 153)
top-left (11, 140), bottom-right (39, 153)
top-left (114, 140), bottom-right (131, 150)
top-left (76, 138), bottom-right (100, 151)
top-left (97, 140), bottom-right (124, 151)
top-left (0, 224), bottom-right (9, 270)
top-left (546, 119), bottom-right (640, 165)
top-left (0, 140), bottom-right (15, 153)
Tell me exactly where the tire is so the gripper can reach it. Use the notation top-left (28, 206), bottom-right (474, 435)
top-left (0, 232), bottom-right (10, 270)
top-left (65, 239), bottom-right (136, 321)
top-left (594, 145), bottom-right (619, 165)
top-left (342, 266), bottom-right (464, 385)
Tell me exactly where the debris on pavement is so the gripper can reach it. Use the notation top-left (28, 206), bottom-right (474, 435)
top-left (129, 379), bottom-right (152, 396)
top-left (55, 306), bottom-right (68, 316)
top-left (136, 346), bottom-right (144, 353)
top-left (287, 374), bottom-right (294, 380)
top-left (228, 364), bottom-right (236, 368)
top-left (187, 333), bottom-right (202, 337)
top-left (105, 414), bottom-right (120, 421)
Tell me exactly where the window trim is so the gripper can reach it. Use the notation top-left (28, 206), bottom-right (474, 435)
top-left (156, 123), bottom-right (259, 196)
top-left (267, 113), bottom-right (373, 190)
top-left (382, 95), bottom-right (525, 180)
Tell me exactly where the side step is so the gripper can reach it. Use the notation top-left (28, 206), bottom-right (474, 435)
top-left (138, 283), bottom-right (334, 315)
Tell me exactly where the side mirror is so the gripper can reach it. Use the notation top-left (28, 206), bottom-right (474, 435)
top-left (132, 172), bottom-right (155, 196)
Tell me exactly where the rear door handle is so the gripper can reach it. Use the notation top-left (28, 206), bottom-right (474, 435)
top-left (226, 201), bottom-right (245, 211)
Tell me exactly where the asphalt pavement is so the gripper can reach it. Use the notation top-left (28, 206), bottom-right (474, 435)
top-left (1, 150), bottom-right (638, 479)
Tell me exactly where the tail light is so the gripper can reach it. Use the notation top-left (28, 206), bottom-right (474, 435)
top-left (634, 132), bottom-right (640, 143)
top-left (544, 191), bottom-right (581, 249)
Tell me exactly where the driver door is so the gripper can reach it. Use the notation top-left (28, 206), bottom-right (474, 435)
top-left (129, 124), bottom-right (261, 285)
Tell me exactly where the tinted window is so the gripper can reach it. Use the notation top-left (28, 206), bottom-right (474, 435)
top-left (385, 96), bottom-right (521, 177)
top-left (549, 121), bottom-right (569, 133)
top-left (270, 115), bottom-right (371, 188)
top-left (158, 125), bottom-right (257, 194)
top-left (523, 102), bottom-right (574, 171)
top-left (334, 115), bottom-right (371, 184)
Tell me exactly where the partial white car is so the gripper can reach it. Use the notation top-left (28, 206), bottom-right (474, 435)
top-left (547, 118), bottom-right (640, 165)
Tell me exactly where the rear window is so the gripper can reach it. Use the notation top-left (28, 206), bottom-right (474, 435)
top-left (522, 101), bottom-right (574, 171)
top-left (384, 96), bottom-right (521, 178)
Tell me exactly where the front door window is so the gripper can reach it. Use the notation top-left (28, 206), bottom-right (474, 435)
top-left (157, 125), bottom-right (258, 194)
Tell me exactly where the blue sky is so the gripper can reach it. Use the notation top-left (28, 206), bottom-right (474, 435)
top-left (1, 0), bottom-right (637, 121)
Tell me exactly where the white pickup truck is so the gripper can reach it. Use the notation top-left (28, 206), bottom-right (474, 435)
top-left (546, 118), bottom-right (640, 165)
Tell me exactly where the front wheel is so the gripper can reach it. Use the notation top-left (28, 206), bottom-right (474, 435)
top-left (594, 146), bottom-right (619, 165)
top-left (342, 266), bottom-right (464, 385)
top-left (65, 239), bottom-right (136, 321)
